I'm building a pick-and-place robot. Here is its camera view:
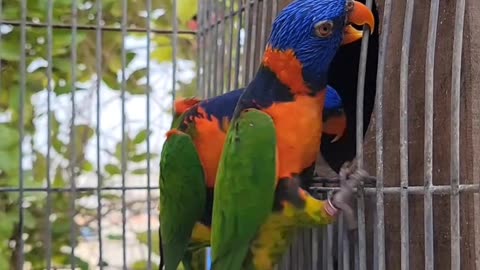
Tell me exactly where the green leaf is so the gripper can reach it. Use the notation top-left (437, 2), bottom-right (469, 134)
top-left (33, 152), bottom-right (47, 182)
top-left (133, 129), bottom-right (150, 144)
top-left (24, 210), bottom-right (36, 229)
top-left (114, 137), bottom-right (137, 161)
top-left (127, 52), bottom-right (136, 65)
top-left (103, 71), bottom-right (121, 90)
top-left (0, 212), bottom-right (16, 236)
top-left (104, 163), bottom-right (121, 175)
top-left (82, 161), bottom-right (94, 172)
top-left (131, 168), bottom-right (148, 175)
top-left (132, 260), bottom-right (159, 270)
top-left (130, 153), bottom-right (149, 162)
top-left (137, 230), bottom-right (160, 255)
top-left (107, 234), bottom-right (123, 240)
top-left (53, 255), bottom-right (89, 270)
top-left (2, 6), bottom-right (20, 20)
top-left (0, 124), bottom-right (20, 150)
top-left (53, 167), bottom-right (65, 188)
top-left (126, 68), bottom-right (148, 95)
top-left (152, 36), bottom-right (173, 62)
top-left (177, 0), bottom-right (198, 24)
top-left (0, 40), bottom-right (21, 61)
top-left (52, 31), bottom-right (87, 52)
top-left (0, 148), bottom-right (19, 173)
top-left (0, 254), bottom-right (9, 270)
top-left (52, 137), bottom-right (66, 154)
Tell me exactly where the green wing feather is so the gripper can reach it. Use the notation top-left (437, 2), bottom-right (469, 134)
top-left (159, 130), bottom-right (206, 270)
top-left (181, 249), bottom-right (207, 270)
top-left (211, 109), bottom-right (277, 270)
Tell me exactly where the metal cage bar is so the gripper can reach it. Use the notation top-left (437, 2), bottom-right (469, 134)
top-left (450, 1), bottom-right (466, 269)
top-left (95, 0), bottom-right (105, 268)
top-left (17, 0), bottom-right (27, 269)
top-left (424, 0), bottom-right (440, 268)
top-left (399, 1), bottom-right (414, 269)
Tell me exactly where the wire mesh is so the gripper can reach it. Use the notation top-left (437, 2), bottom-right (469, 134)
top-left (0, 0), bottom-right (190, 268)
top-left (1, 0), bottom-right (479, 269)
top-left (196, 0), bottom-right (479, 269)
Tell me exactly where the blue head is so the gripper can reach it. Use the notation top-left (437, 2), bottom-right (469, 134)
top-left (325, 85), bottom-right (343, 110)
top-left (266, 0), bottom-right (374, 89)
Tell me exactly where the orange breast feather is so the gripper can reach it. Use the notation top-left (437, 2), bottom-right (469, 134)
top-left (263, 92), bottom-right (326, 179)
top-left (191, 107), bottom-right (228, 188)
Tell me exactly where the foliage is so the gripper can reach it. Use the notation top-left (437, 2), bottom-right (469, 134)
top-left (0, 0), bottom-right (198, 268)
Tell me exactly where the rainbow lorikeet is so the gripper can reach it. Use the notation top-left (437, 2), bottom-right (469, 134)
top-left (159, 0), bottom-right (375, 269)
top-left (162, 86), bottom-right (347, 270)
top-left (186, 0), bottom-right (379, 175)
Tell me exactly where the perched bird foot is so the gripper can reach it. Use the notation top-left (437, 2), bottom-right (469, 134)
top-left (328, 161), bottom-right (376, 230)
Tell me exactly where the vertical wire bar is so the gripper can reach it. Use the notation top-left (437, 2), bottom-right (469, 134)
top-left (233, 0), bottom-right (243, 89)
top-left (121, 0), bottom-right (128, 268)
top-left (355, 0), bottom-right (373, 167)
top-left (145, 0), bottom-right (153, 267)
top-left (198, 0), bottom-right (206, 97)
top-left (225, 0), bottom-right (235, 90)
top-left (450, 0), bottom-right (465, 269)
top-left (337, 216), bottom-right (344, 269)
top-left (327, 223), bottom-right (334, 270)
top-left (258, 0), bottom-right (268, 52)
top-left (205, 0), bottom-right (212, 97)
top-left (241, 0), bottom-right (252, 85)
top-left (424, 0), bottom-right (440, 268)
top-left (172, 0), bottom-right (178, 104)
top-left (45, 0), bottom-right (54, 268)
top-left (219, 0), bottom-right (227, 93)
top-left (271, 0), bottom-right (277, 26)
top-left (17, 0), bottom-right (27, 268)
top-left (212, 0), bottom-right (220, 95)
top-left (312, 228), bottom-right (318, 269)
top-left (342, 226), bottom-right (350, 269)
top-left (95, 0), bottom-right (104, 268)
top-left (246, 0), bottom-right (258, 81)
top-left (322, 225), bottom-right (328, 269)
top-left (205, 0), bottom-right (213, 98)
top-left (354, 0), bottom-right (376, 268)
top-left (69, 1), bottom-right (79, 268)
top-left (399, 0), bottom-right (414, 269)
top-left (373, 0), bottom-right (390, 268)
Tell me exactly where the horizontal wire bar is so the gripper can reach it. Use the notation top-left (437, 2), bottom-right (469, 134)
top-left (0, 20), bottom-right (195, 35)
top-left (2, 183), bottom-right (478, 194)
top-left (0, 186), bottom-right (160, 192)
top-left (197, 0), bottom-right (265, 36)
top-left (311, 184), bottom-right (479, 195)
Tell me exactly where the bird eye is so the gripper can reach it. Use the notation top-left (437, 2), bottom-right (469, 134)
top-left (345, 0), bottom-right (354, 12)
top-left (314, 21), bottom-right (334, 38)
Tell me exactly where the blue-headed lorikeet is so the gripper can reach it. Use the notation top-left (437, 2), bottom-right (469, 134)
top-left (209, 1), bottom-right (374, 269)
top-left (159, 1), bottom-right (375, 269)
top-left (186, 0), bottom-right (380, 175)
top-left (169, 87), bottom-right (348, 270)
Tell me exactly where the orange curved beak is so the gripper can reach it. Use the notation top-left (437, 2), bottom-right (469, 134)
top-left (342, 1), bottom-right (375, 45)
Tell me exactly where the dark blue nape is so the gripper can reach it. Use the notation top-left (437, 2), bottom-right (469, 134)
top-left (325, 85), bottom-right (343, 110)
top-left (200, 89), bottom-right (244, 122)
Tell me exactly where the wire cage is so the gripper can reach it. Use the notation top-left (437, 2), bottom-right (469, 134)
top-left (1, 0), bottom-right (479, 269)
top-left (196, 0), bottom-right (480, 270)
